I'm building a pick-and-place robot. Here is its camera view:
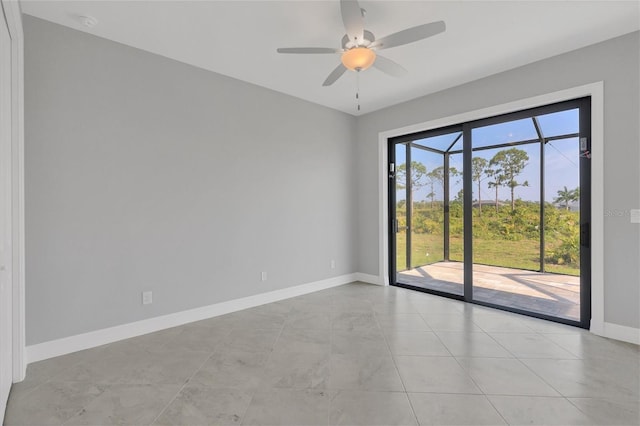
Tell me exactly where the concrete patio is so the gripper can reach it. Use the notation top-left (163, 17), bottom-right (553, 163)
top-left (398, 261), bottom-right (581, 321)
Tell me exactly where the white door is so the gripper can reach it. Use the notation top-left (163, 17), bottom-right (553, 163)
top-left (0, 11), bottom-right (13, 419)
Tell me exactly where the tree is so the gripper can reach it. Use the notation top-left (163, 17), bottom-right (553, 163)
top-left (554, 186), bottom-right (580, 210)
top-left (490, 148), bottom-right (529, 211)
top-left (396, 161), bottom-right (427, 216)
top-left (425, 166), bottom-right (459, 209)
top-left (472, 157), bottom-right (488, 216)
top-left (426, 166), bottom-right (444, 208)
top-left (486, 167), bottom-right (504, 213)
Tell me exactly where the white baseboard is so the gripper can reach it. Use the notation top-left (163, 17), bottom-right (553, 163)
top-left (354, 273), bottom-right (383, 285)
top-left (591, 321), bottom-right (640, 345)
top-left (28, 273), bottom-right (636, 365)
top-left (26, 273), bottom-right (358, 364)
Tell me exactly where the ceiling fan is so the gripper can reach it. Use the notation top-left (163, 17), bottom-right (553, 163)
top-left (276, 0), bottom-right (446, 86)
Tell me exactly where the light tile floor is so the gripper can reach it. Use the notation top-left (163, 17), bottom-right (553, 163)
top-left (4, 282), bottom-right (639, 425)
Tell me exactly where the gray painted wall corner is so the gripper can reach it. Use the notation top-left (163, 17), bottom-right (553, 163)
top-left (24, 16), bottom-right (358, 345)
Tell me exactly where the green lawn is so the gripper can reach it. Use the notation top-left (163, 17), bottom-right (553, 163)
top-left (395, 232), bottom-right (579, 276)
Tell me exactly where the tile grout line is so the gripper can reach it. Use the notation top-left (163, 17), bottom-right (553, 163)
top-left (396, 290), bottom-right (517, 424)
top-left (57, 346), bottom-right (141, 426)
top-left (148, 349), bottom-right (217, 425)
top-left (374, 301), bottom-right (420, 426)
top-left (26, 344), bottom-right (113, 412)
top-left (510, 353), bottom-right (605, 424)
top-left (563, 396), bottom-right (614, 423)
top-left (430, 313), bottom-right (512, 426)
top-left (326, 289), bottom-right (369, 425)
top-left (480, 393), bottom-right (511, 426)
top-left (511, 354), bottom-right (567, 398)
top-left (327, 295), bottom-right (336, 426)
top-left (239, 307), bottom-right (290, 426)
top-left (534, 331), bottom-right (583, 359)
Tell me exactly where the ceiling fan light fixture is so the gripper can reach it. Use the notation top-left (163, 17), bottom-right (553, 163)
top-left (276, 0), bottom-right (446, 86)
top-left (341, 47), bottom-right (376, 71)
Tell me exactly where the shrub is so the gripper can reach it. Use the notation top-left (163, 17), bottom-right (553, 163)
top-left (546, 228), bottom-right (580, 266)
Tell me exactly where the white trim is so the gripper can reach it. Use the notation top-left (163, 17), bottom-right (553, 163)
top-left (2, 0), bottom-right (25, 383)
top-left (0, 5), bottom-right (13, 420)
top-left (378, 135), bottom-right (390, 286)
top-left (377, 82), bottom-right (606, 334)
top-left (26, 274), bottom-right (357, 363)
top-left (588, 84), bottom-right (605, 337)
top-left (592, 322), bottom-right (640, 345)
top-left (354, 272), bottom-right (384, 285)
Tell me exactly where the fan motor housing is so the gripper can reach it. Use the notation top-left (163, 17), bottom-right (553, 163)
top-left (342, 30), bottom-right (375, 50)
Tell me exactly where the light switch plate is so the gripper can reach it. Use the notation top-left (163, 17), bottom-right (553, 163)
top-left (631, 209), bottom-right (640, 224)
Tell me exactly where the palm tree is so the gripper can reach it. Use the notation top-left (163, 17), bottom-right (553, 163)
top-left (554, 186), bottom-right (580, 210)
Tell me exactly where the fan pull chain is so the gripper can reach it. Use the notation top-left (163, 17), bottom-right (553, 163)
top-left (356, 70), bottom-right (361, 111)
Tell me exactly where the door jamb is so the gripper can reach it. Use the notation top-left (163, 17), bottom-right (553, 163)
top-left (1, 0), bottom-right (25, 382)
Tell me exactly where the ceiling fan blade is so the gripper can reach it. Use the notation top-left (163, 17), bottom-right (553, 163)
top-left (340, 0), bottom-right (364, 44)
top-left (373, 55), bottom-right (408, 78)
top-left (371, 21), bottom-right (446, 50)
top-left (277, 47), bottom-right (340, 54)
top-left (322, 63), bottom-right (347, 86)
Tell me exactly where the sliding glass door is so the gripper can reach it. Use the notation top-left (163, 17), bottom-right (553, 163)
top-left (390, 128), bottom-right (465, 297)
top-left (389, 98), bottom-right (591, 327)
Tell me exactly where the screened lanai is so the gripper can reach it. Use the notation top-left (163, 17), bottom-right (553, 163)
top-left (389, 98), bottom-right (589, 325)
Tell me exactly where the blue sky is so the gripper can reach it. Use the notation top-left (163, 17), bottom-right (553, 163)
top-left (396, 108), bottom-right (580, 204)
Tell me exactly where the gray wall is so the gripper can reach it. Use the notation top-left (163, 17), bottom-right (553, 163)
top-left (356, 31), bottom-right (640, 329)
top-left (25, 16), bottom-right (357, 345)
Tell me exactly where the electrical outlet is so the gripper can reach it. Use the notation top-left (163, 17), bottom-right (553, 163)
top-left (142, 291), bottom-right (153, 305)
top-left (261, 271), bottom-right (267, 281)
top-left (330, 260), bottom-right (336, 269)
top-left (631, 209), bottom-right (640, 224)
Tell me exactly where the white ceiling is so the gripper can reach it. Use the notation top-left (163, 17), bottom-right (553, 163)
top-left (21, 1), bottom-right (640, 116)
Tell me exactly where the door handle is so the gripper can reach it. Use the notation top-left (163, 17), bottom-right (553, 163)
top-left (580, 223), bottom-right (590, 248)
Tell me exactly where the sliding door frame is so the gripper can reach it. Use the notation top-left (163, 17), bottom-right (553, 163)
top-left (387, 97), bottom-right (592, 329)
top-left (388, 125), bottom-right (465, 301)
